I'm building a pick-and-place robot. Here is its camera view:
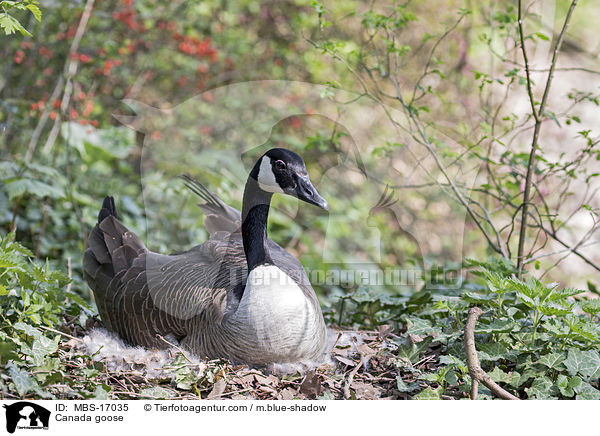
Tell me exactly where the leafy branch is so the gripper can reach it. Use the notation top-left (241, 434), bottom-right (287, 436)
top-left (0, 0), bottom-right (41, 36)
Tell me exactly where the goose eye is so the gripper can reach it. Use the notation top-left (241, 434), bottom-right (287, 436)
top-left (274, 160), bottom-right (286, 170)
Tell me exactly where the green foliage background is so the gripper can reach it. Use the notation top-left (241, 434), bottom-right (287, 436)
top-left (0, 0), bottom-right (599, 399)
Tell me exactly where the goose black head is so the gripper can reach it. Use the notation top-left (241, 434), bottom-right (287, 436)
top-left (251, 148), bottom-right (329, 211)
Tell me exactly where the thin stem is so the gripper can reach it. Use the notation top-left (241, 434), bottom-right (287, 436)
top-left (515, 0), bottom-right (578, 277)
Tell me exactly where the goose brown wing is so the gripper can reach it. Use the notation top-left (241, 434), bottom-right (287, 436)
top-left (83, 215), bottom-right (247, 348)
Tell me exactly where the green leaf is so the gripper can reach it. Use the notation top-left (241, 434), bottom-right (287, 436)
top-left (563, 349), bottom-right (600, 379)
top-left (66, 292), bottom-right (91, 310)
top-left (487, 366), bottom-right (514, 384)
top-left (25, 3), bottom-right (42, 22)
top-left (0, 342), bottom-right (18, 364)
top-left (396, 337), bottom-right (432, 364)
top-left (526, 377), bottom-right (558, 399)
top-left (538, 302), bottom-right (573, 317)
top-left (574, 381), bottom-right (600, 400)
top-left (413, 386), bottom-right (442, 400)
top-left (61, 122), bottom-right (135, 160)
top-left (140, 386), bottom-right (177, 399)
top-left (418, 372), bottom-right (439, 382)
top-left (475, 318), bottom-right (519, 333)
top-left (538, 352), bottom-right (566, 370)
top-left (318, 391), bottom-right (335, 400)
top-left (92, 385), bottom-right (111, 400)
top-left (477, 342), bottom-right (508, 362)
top-left (438, 354), bottom-right (466, 369)
top-left (513, 369), bottom-right (537, 388)
top-left (396, 377), bottom-right (421, 393)
top-left (13, 322), bottom-right (42, 339)
top-left (581, 299), bottom-right (600, 315)
top-left (23, 335), bottom-right (59, 365)
top-left (7, 362), bottom-right (37, 396)
top-left (4, 178), bottom-right (65, 200)
top-left (556, 374), bottom-right (580, 397)
top-left (0, 13), bottom-right (31, 36)
top-left (405, 318), bottom-right (441, 336)
top-left (462, 291), bottom-right (496, 305)
top-left (444, 369), bottom-right (458, 385)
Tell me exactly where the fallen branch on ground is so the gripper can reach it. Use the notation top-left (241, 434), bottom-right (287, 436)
top-left (464, 307), bottom-right (519, 400)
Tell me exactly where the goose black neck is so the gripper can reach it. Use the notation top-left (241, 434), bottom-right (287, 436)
top-left (241, 177), bottom-right (273, 271)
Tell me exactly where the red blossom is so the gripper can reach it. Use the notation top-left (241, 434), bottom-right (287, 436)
top-left (83, 100), bottom-right (94, 117)
top-left (103, 60), bottom-right (113, 74)
top-left (39, 46), bottom-right (52, 58)
top-left (14, 50), bottom-right (24, 64)
top-left (290, 117), bottom-right (302, 129)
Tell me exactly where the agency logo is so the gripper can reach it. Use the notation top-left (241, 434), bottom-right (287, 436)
top-left (2, 402), bottom-right (50, 434)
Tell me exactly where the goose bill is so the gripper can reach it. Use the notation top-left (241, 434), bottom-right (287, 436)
top-left (293, 176), bottom-right (329, 211)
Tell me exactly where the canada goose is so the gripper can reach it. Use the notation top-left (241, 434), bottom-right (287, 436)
top-left (83, 148), bottom-right (329, 365)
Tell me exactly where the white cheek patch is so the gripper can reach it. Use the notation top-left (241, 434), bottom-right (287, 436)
top-left (257, 157), bottom-right (284, 193)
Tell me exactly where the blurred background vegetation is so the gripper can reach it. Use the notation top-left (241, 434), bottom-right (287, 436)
top-left (1, 0), bottom-right (599, 399)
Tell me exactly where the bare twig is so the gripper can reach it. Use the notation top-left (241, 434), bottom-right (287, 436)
top-left (42, 0), bottom-right (96, 155)
top-left (25, 76), bottom-right (65, 161)
top-left (516, 0), bottom-right (578, 276)
top-left (156, 334), bottom-right (194, 364)
top-left (538, 225), bottom-right (600, 273)
top-left (38, 324), bottom-right (81, 342)
top-left (389, 75), bottom-right (509, 259)
top-left (66, 257), bottom-right (72, 293)
top-left (464, 307), bottom-right (520, 400)
top-left (343, 359), bottom-right (363, 399)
